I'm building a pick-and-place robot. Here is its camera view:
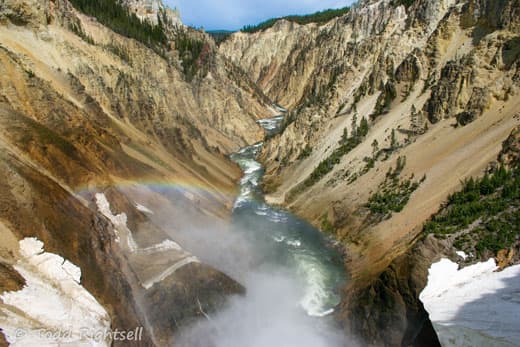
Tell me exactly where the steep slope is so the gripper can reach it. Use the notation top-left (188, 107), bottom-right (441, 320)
top-left (221, 0), bottom-right (520, 345)
top-left (0, 0), bottom-right (273, 346)
top-left (348, 127), bottom-right (520, 346)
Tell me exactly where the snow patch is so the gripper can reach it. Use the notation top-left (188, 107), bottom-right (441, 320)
top-left (18, 237), bottom-right (44, 258)
top-left (142, 256), bottom-right (199, 290)
top-left (0, 237), bottom-right (111, 346)
top-left (456, 251), bottom-right (468, 260)
top-left (135, 203), bottom-right (153, 214)
top-left (137, 240), bottom-right (183, 254)
top-left (95, 194), bottom-right (197, 290)
top-left (95, 193), bottom-right (138, 252)
top-left (183, 191), bottom-right (195, 201)
top-left (420, 258), bottom-right (520, 347)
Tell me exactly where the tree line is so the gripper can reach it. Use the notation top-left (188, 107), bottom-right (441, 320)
top-left (241, 6), bottom-right (350, 33)
top-left (69, 0), bottom-right (168, 50)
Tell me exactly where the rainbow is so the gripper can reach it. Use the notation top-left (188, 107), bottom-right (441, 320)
top-left (77, 177), bottom-right (236, 196)
top-left (73, 176), bottom-right (239, 212)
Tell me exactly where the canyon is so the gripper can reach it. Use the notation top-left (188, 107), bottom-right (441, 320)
top-left (0, 0), bottom-right (519, 346)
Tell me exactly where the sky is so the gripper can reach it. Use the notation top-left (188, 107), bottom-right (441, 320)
top-left (165, 0), bottom-right (353, 31)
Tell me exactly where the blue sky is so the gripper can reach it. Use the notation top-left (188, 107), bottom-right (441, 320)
top-left (165, 0), bottom-right (353, 31)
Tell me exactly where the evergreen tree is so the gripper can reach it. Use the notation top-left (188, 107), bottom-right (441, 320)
top-left (390, 129), bottom-right (398, 149)
top-left (340, 127), bottom-right (349, 145)
top-left (410, 104), bottom-right (418, 133)
top-left (372, 139), bottom-right (379, 156)
top-left (351, 114), bottom-right (358, 138)
top-left (241, 6), bottom-right (350, 33)
top-left (358, 117), bottom-right (369, 137)
top-left (68, 0), bottom-right (168, 54)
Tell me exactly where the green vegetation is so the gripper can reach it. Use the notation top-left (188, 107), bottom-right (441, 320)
top-left (409, 104), bottom-right (427, 136)
top-left (390, 129), bottom-right (398, 150)
top-left (207, 30), bottom-right (234, 45)
top-left (68, 0), bottom-right (212, 79)
top-left (298, 144), bottom-right (313, 160)
top-left (366, 156), bottom-right (424, 218)
top-left (302, 116), bottom-right (369, 188)
top-left (424, 164), bottom-right (520, 258)
top-left (371, 81), bottom-right (397, 120)
top-left (350, 125), bottom-right (408, 184)
top-left (241, 6), bottom-right (350, 33)
top-left (174, 28), bottom-right (211, 81)
top-left (70, 22), bottom-right (95, 45)
top-left (104, 42), bottom-right (131, 63)
top-left (68, 0), bottom-right (167, 52)
top-left (321, 214), bottom-right (335, 234)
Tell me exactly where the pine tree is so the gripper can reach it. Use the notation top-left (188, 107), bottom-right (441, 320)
top-left (390, 129), bottom-right (398, 149)
top-left (372, 139), bottom-right (379, 156)
top-left (410, 104), bottom-right (418, 133)
top-left (358, 117), bottom-right (369, 137)
top-left (351, 114), bottom-right (358, 138)
top-left (340, 127), bottom-right (349, 145)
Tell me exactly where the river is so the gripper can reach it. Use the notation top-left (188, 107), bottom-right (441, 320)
top-left (230, 128), bottom-right (347, 317)
top-left (178, 112), bottom-right (348, 346)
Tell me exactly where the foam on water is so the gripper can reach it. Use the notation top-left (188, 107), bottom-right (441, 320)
top-left (287, 239), bottom-right (302, 247)
top-left (273, 236), bottom-right (286, 242)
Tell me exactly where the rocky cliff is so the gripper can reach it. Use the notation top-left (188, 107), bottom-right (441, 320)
top-left (221, 0), bottom-right (519, 345)
top-left (122, 0), bottom-right (181, 25)
top-left (0, 0), bottom-right (274, 345)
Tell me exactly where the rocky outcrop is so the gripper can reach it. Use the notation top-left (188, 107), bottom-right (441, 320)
top-left (0, 263), bottom-right (25, 293)
top-left (0, 0), bottom-right (49, 26)
top-left (144, 262), bottom-right (244, 346)
top-left (499, 125), bottom-right (520, 166)
top-left (342, 235), bottom-right (447, 347)
top-left (0, 238), bottom-right (113, 346)
top-left (122, 0), bottom-right (181, 25)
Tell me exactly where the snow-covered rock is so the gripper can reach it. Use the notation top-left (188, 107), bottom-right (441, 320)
top-left (456, 251), bottom-right (468, 260)
top-left (135, 202), bottom-right (154, 214)
top-left (137, 239), bottom-right (182, 254)
top-left (95, 193), bottom-right (138, 252)
top-left (420, 258), bottom-right (520, 347)
top-left (0, 238), bottom-right (111, 346)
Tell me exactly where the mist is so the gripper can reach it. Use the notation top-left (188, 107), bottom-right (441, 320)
top-left (176, 270), bottom-right (347, 347)
top-left (119, 124), bottom-right (351, 347)
top-left (128, 184), bottom-right (351, 347)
